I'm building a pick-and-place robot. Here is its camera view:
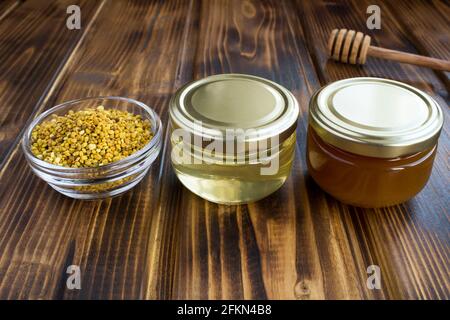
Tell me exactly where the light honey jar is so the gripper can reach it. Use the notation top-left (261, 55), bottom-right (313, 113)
top-left (169, 74), bottom-right (299, 204)
top-left (307, 77), bottom-right (444, 208)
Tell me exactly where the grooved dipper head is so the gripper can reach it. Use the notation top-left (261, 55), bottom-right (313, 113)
top-left (328, 28), bottom-right (371, 64)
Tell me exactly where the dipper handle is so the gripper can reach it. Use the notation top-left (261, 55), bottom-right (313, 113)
top-left (328, 28), bottom-right (450, 72)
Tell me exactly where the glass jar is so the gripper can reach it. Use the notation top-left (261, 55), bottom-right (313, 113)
top-left (307, 77), bottom-right (443, 208)
top-left (169, 74), bottom-right (299, 204)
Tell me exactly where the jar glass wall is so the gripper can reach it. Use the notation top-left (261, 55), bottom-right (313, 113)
top-left (171, 131), bottom-right (296, 204)
top-left (307, 126), bottom-right (437, 208)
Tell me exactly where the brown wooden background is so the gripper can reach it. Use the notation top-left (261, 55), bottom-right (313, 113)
top-left (0, 0), bottom-right (448, 299)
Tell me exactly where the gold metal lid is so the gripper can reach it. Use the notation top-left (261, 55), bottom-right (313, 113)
top-left (309, 77), bottom-right (444, 158)
top-left (170, 74), bottom-right (299, 146)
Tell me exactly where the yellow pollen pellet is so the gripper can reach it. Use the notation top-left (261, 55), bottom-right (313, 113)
top-left (30, 106), bottom-right (153, 168)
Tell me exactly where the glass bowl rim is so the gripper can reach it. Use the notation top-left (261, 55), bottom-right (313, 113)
top-left (22, 96), bottom-right (162, 173)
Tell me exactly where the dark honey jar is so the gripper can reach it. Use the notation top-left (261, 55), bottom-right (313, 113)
top-left (307, 77), bottom-right (444, 208)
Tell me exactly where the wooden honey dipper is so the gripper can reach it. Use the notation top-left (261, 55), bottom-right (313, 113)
top-left (328, 28), bottom-right (450, 71)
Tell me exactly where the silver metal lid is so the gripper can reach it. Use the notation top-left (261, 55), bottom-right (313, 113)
top-left (170, 74), bottom-right (299, 145)
top-left (309, 77), bottom-right (444, 158)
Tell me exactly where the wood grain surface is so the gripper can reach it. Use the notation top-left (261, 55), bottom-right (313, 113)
top-left (0, 0), bottom-right (448, 300)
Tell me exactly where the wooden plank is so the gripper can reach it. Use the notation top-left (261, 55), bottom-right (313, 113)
top-left (0, 0), bottom-right (22, 21)
top-left (0, 0), bottom-right (196, 299)
top-left (383, 0), bottom-right (450, 87)
top-left (0, 0), bottom-right (101, 165)
top-left (143, 0), bottom-right (199, 299)
top-left (295, 0), bottom-right (449, 299)
top-left (385, 1), bottom-right (450, 62)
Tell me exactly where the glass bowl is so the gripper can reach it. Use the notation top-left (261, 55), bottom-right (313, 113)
top-left (22, 96), bottom-right (162, 200)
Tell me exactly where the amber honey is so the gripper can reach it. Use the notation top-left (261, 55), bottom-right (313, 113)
top-left (307, 127), bottom-right (437, 208)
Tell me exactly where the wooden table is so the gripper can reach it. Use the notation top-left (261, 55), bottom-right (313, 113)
top-left (0, 0), bottom-right (448, 300)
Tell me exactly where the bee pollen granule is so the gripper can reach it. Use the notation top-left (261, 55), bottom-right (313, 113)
top-left (31, 106), bottom-right (153, 168)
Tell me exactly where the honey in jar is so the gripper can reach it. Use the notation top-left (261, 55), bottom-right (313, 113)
top-left (307, 77), bottom-right (443, 208)
top-left (169, 74), bottom-right (299, 204)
